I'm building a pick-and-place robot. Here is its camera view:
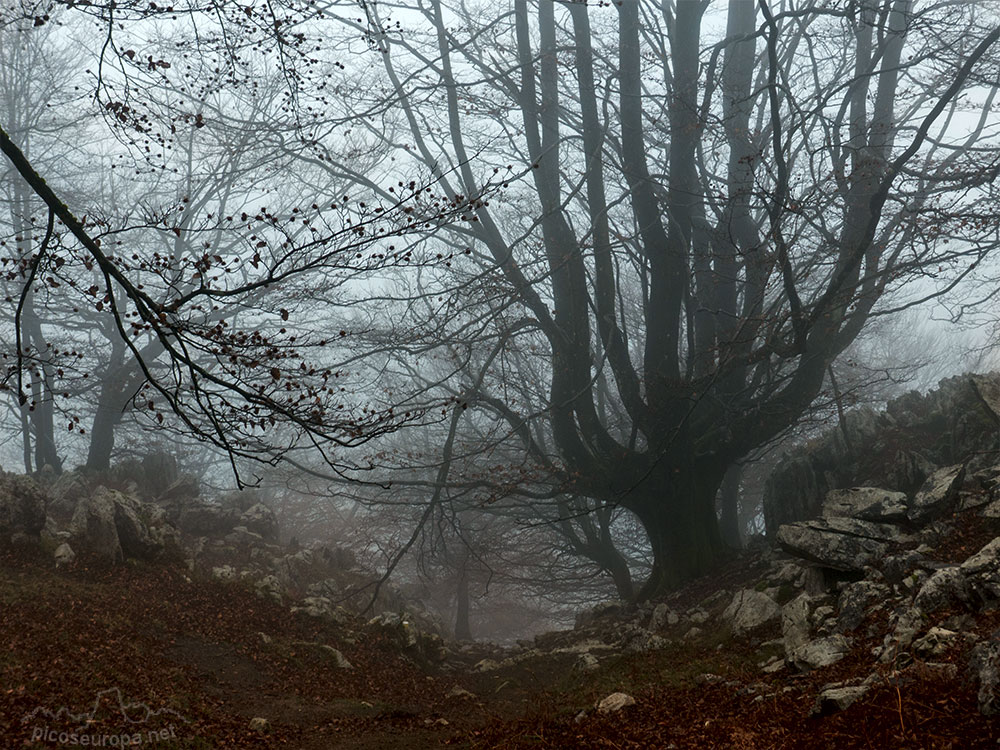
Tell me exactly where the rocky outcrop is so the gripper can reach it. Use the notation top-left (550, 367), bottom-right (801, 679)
top-left (0, 473), bottom-right (47, 542)
top-left (776, 517), bottom-right (905, 572)
top-left (764, 373), bottom-right (1000, 533)
top-left (69, 491), bottom-right (123, 563)
top-left (722, 589), bottom-right (781, 635)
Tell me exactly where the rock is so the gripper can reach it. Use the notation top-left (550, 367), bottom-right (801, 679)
top-left (971, 637), bottom-right (1000, 715)
top-left (960, 537), bottom-right (1000, 605)
top-left (291, 596), bottom-right (351, 625)
top-left (105, 490), bottom-right (162, 560)
top-left (447, 685), bottom-right (476, 700)
top-left (648, 603), bottom-right (673, 632)
top-left (596, 692), bottom-right (636, 714)
top-left (211, 565), bottom-right (236, 581)
top-left (915, 567), bottom-right (970, 613)
top-left (575, 653), bottom-right (600, 672)
top-left (69, 491), bottom-right (122, 563)
top-left (813, 685), bottom-right (869, 715)
top-left (776, 517), bottom-right (906, 572)
top-left (239, 503), bottom-right (278, 543)
top-left (782, 594), bottom-right (812, 658)
top-left (248, 717), bottom-right (269, 733)
top-left (623, 628), bottom-right (667, 653)
top-left (53, 542), bottom-right (75, 567)
top-left (318, 645), bottom-right (353, 669)
top-left (907, 464), bottom-right (965, 525)
top-left (0, 473), bottom-right (47, 541)
top-left (912, 627), bottom-right (958, 657)
top-left (254, 575), bottom-right (283, 603)
top-left (823, 487), bottom-right (907, 523)
top-left (879, 606), bottom-right (924, 662)
top-left (791, 635), bottom-right (851, 671)
top-left (473, 658), bottom-right (500, 673)
top-left (722, 589), bottom-right (781, 635)
top-left (838, 581), bottom-right (891, 631)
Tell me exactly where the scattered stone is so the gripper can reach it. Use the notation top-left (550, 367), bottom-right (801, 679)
top-left (211, 565), bottom-right (236, 581)
top-left (473, 658), bottom-right (500, 673)
top-left (908, 464), bottom-right (965, 525)
top-left (53, 542), bottom-right (75, 567)
top-left (912, 627), bottom-right (958, 658)
top-left (575, 653), bottom-right (600, 672)
top-left (447, 685), bottom-right (476, 700)
top-left (791, 635), bottom-right (851, 671)
top-left (812, 685), bottom-right (869, 716)
top-left (838, 581), bottom-right (891, 631)
top-left (722, 589), bottom-right (781, 635)
top-left (971, 636), bottom-right (1000, 715)
top-left (69, 491), bottom-right (122, 563)
top-left (0, 474), bottom-right (47, 541)
top-left (248, 717), bottom-right (269, 733)
top-left (915, 567), bottom-right (969, 613)
top-left (596, 692), bottom-right (636, 714)
top-left (318, 645), bottom-right (353, 669)
top-left (239, 503), bottom-right (278, 543)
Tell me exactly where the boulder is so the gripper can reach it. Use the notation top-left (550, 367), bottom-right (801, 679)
top-left (0, 473), bottom-right (47, 541)
top-left (776, 517), bottom-right (907, 572)
top-left (971, 637), bottom-right (1000, 716)
top-left (106, 490), bottom-right (162, 560)
top-left (53, 542), bottom-right (75, 567)
top-left (837, 581), bottom-right (891, 631)
top-left (960, 537), bottom-right (1000, 605)
top-left (912, 627), bottom-right (958, 657)
top-left (822, 487), bottom-right (907, 523)
top-left (596, 692), bottom-right (636, 714)
top-left (782, 594), bottom-right (812, 658)
top-left (915, 567), bottom-right (970, 613)
top-left (722, 589), bottom-right (781, 635)
top-left (907, 464), bottom-right (965, 525)
top-left (791, 634), bottom-right (851, 671)
top-left (813, 685), bottom-right (868, 715)
top-left (239, 503), bottom-right (278, 543)
top-left (69, 491), bottom-right (122, 563)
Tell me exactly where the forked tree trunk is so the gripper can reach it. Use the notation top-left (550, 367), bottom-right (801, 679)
top-left (629, 463), bottom-right (727, 600)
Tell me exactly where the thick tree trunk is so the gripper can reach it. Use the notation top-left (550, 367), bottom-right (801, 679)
top-left (719, 464), bottom-right (743, 550)
top-left (454, 560), bottom-right (471, 641)
top-left (630, 464), bottom-right (726, 600)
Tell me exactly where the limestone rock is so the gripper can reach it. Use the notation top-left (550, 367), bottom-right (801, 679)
top-left (69, 491), bottom-right (122, 563)
top-left (813, 685), bottom-right (868, 715)
top-left (239, 503), bottom-right (278, 543)
top-left (596, 692), bottom-right (636, 714)
top-left (0, 473), bottom-right (47, 541)
top-left (907, 464), bottom-right (965, 525)
top-left (53, 542), bottom-right (75, 567)
top-left (837, 581), bottom-right (891, 632)
top-left (915, 567), bottom-right (970, 613)
top-left (791, 634), bottom-right (851, 671)
top-left (912, 627), bottom-right (958, 658)
top-left (722, 589), bottom-right (781, 635)
top-left (782, 594), bottom-right (812, 658)
top-left (971, 637), bottom-right (1000, 715)
top-left (823, 487), bottom-right (907, 523)
top-left (776, 517), bottom-right (906, 572)
top-left (248, 717), bottom-right (269, 733)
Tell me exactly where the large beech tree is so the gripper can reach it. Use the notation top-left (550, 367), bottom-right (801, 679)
top-left (316, 0), bottom-right (1000, 596)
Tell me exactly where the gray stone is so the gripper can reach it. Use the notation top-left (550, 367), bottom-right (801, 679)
top-left (915, 567), bottom-right (970, 613)
top-left (69, 491), bottom-right (122, 563)
top-left (782, 594), bottom-right (812, 659)
top-left (0, 474), bottom-right (47, 540)
top-left (813, 685), bottom-right (869, 715)
top-left (823, 487), bottom-right (907, 523)
top-left (791, 635), bottom-right (851, 671)
top-left (239, 503), bottom-right (278, 542)
top-left (908, 464), bottom-right (965, 525)
top-left (648, 603), bottom-right (675, 632)
top-left (838, 581), bottom-right (891, 632)
top-left (971, 637), bottom-right (1000, 715)
top-left (248, 717), bottom-right (269, 733)
top-left (776, 517), bottom-right (907, 572)
top-left (722, 589), bottom-right (781, 635)
top-left (575, 653), bottom-right (600, 672)
top-left (107, 490), bottom-right (162, 560)
top-left (596, 692), bottom-right (636, 714)
top-left (53, 542), bottom-right (75, 567)
top-left (912, 627), bottom-right (958, 657)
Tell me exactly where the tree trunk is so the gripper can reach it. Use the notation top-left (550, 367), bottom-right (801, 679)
top-left (719, 464), bottom-right (743, 550)
top-left (630, 463), bottom-right (726, 600)
top-left (454, 557), bottom-right (472, 641)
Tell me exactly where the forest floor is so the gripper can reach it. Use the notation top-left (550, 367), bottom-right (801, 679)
top-left (1, 538), bottom-right (998, 749)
